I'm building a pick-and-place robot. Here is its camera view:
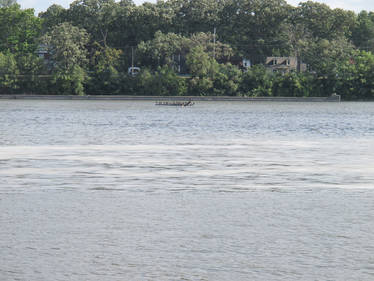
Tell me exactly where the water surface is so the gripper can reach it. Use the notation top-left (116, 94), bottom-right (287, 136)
top-left (1, 100), bottom-right (374, 280)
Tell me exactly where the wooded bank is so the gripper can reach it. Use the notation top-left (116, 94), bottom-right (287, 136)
top-left (1, 0), bottom-right (374, 100)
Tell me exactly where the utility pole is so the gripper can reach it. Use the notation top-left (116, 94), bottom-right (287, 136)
top-left (213, 27), bottom-right (216, 59)
top-left (131, 46), bottom-right (134, 75)
top-left (178, 53), bottom-right (181, 73)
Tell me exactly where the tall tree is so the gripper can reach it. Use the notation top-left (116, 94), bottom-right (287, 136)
top-left (219, 0), bottom-right (291, 63)
top-left (137, 31), bottom-right (233, 70)
top-left (121, 2), bottom-right (174, 46)
top-left (0, 4), bottom-right (41, 54)
top-left (68, 0), bottom-right (118, 47)
top-left (109, 0), bottom-right (135, 48)
top-left (350, 11), bottom-right (374, 52)
top-left (336, 50), bottom-right (374, 100)
top-left (0, 52), bottom-right (19, 93)
top-left (41, 22), bottom-right (90, 95)
top-left (87, 43), bottom-right (123, 94)
top-left (39, 4), bottom-right (68, 32)
top-left (301, 37), bottom-right (354, 96)
top-left (295, 1), bottom-right (355, 40)
top-left (186, 45), bottom-right (220, 95)
top-left (166, 0), bottom-right (225, 34)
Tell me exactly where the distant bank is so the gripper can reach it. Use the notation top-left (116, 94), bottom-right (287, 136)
top-left (0, 95), bottom-right (341, 102)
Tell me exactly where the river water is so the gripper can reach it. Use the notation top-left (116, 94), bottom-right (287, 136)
top-left (1, 100), bottom-right (374, 280)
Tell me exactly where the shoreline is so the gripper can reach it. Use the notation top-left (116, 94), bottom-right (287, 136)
top-left (0, 95), bottom-right (341, 102)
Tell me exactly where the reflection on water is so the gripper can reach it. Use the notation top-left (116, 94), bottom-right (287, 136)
top-left (1, 101), bottom-right (374, 280)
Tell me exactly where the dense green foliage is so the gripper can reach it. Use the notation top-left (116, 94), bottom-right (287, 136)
top-left (1, 0), bottom-right (374, 99)
top-left (0, 0), bottom-right (16, 8)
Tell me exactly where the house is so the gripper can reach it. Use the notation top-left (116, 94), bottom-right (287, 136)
top-left (227, 57), bottom-right (251, 71)
top-left (36, 44), bottom-right (49, 60)
top-left (265, 57), bottom-right (307, 73)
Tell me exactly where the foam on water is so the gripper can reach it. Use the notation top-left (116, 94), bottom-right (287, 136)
top-left (1, 136), bottom-right (373, 193)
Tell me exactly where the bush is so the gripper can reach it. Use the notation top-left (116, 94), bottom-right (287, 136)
top-left (239, 65), bottom-right (273, 96)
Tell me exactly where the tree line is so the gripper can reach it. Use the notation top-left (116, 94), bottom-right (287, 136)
top-left (1, 0), bottom-right (374, 99)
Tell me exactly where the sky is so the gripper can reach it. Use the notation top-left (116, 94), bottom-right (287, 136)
top-left (17, 0), bottom-right (373, 15)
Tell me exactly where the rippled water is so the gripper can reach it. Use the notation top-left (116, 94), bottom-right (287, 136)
top-left (1, 100), bottom-right (374, 280)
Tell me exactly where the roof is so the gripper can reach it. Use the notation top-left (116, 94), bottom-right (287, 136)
top-left (266, 57), bottom-right (297, 66)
